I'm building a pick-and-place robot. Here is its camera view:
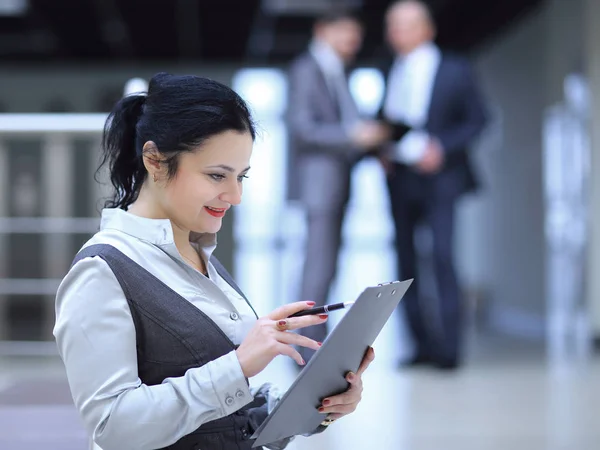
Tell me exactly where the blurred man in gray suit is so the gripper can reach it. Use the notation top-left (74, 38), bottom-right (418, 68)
top-left (287, 11), bottom-right (389, 362)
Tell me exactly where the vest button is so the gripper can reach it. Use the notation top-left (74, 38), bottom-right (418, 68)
top-left (241, 427), bottom-right (250, 439)
top-left (230, 312), bottom-right (239, 321)
top-left (235, 389), bottom-right (245, 399)
top-left (225, 396), bottom-right (235, 406)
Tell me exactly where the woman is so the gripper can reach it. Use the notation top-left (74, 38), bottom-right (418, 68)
top-left (54, 72), bottom-right (375, 450)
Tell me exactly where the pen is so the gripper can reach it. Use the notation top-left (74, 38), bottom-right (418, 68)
top-left (288, 301), bottom-right (355, 318)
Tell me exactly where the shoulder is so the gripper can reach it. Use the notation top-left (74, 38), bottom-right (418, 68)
top-left (60, 231), bottom-right (126, 296)
top-left (55, 254), bottom-right (124, 325)
top-left (56, 229), bottom-right (143, 320)
top-left (76, 228), bottom-right (152, 265)
top-left (60, 230), bottom-right (145, 297)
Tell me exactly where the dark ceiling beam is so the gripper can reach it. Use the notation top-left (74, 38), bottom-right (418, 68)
top-left (0, 0), bottom-right (544, 62)
top-left (117, 0), bottom-right (179, 59)
top-left (176, 0), bottom-right (202, 59)
top-left (196, 0), bottom-right (262, 61)
top-left (0, 8), bottom-right (57, 56)
top-left (29, 0), bottom-right (108, 58)
top-left (462, 0), bottom-right (543, 52)
top-left (245, 6), bottom-right (277, 62)
top-left (89, 0), bottom-right (134, 58)
top-left (0, 30), bottom-right (58, 56)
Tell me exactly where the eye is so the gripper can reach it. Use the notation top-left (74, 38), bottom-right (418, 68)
top-left (237, 174), bottom-right (249, 182)
top-left (209, 173), bottom-right (226, 181)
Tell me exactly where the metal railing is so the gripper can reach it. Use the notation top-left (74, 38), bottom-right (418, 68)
top-left (0, 112), bottom-right (108, 355)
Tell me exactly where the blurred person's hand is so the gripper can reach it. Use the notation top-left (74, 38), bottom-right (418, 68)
top-left (316, 346), bottom-right (375, 422)
top-left (416, 138), bottom-right (444, 174)
top-left (350, 121), bottom-right (390, 150)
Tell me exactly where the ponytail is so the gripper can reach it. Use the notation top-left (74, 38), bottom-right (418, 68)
top-left (99, 94), bottom-right (146, 210)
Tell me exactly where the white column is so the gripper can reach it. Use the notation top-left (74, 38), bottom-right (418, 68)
top-left (584, 0), bottom-right (600, 342)
top-left (41, 133), bottom-right (73, 339)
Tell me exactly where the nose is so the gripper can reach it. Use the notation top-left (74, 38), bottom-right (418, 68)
top-left (219, 179), bottom-right (243, 206)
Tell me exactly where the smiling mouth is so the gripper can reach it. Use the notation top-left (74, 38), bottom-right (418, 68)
top-left (204, 206), bottom-right (227, 217)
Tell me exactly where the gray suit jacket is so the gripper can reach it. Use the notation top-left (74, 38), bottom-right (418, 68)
top-left (286, 52), bottom-right (360, 211)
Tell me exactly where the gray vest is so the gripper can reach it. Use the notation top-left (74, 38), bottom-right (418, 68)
top-left (72, 244), bottom-right (268, 450)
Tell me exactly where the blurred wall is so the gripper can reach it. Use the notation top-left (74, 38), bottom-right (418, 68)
top-left (463, 0), bottom-right (585, 338)
top-left (471, 6), bottom-right (545, 337)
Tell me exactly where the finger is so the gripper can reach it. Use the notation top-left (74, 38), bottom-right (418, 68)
top-left (320, 390), bottom-right (359, 409)
top-left (345, 372), bottom-right (363, 391)
top-left (277, 331), bottom-right (322, 351)
top-left (280, 314), bottom-right (328, 331)
top-left (357, 347), bottom-right (375, 376)
top-left (318, 402), bottom-right (356, 415)
top-left (267, 301), bottom-right (316, 320)
top-left (276, 342), bottom-right (306, 366)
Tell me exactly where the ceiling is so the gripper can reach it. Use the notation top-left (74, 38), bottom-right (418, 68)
top-left (0, 0), bottom-right (543, 64)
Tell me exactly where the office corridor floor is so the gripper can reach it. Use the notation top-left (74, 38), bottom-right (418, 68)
top-left (1, 334), bottom-right (598, 450)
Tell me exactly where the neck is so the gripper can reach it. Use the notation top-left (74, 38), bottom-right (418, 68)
top-left (128, 184), bottom-right (192, 254)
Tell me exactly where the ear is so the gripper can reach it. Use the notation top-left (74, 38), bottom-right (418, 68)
top-left (141, 141), bottom-right (165, 180)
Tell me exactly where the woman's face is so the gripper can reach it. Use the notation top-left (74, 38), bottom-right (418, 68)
top-left (159, 130), bottom-right (253, 235)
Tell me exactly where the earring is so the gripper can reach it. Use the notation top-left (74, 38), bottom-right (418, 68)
top-left (153, 173), bottom-right (158, 183)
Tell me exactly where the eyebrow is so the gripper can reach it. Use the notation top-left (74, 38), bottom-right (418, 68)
top-left (206, 164), bottom-right (251, 173)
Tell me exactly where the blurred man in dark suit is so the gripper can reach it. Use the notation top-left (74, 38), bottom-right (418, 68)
top-left (379, 0), bottom-right (488, 370)
top-left (287, 11), bottom-right (389, 362)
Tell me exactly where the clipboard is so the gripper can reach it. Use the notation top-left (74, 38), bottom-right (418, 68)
top-left (251, 279), bottom-right (413, 447)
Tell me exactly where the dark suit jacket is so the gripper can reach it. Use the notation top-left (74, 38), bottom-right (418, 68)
top-left (286, 52), bottom-right (360, 208)
top-left (379, 52), bottom-right (488, 200)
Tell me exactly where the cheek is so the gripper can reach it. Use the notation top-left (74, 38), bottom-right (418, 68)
top-left (165, 176), bottom-right (209, 211)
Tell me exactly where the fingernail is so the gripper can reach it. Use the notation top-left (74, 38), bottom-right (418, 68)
top-left (301, 358), bottom-right (306, 365)
top-left (306, 301), bottom-right (316, 306)
top-left (318, 407), bottom-right (325, 413)
top-left (318, 314), bottom-right (328, 319)
top-left (317, 342), bottom-right (322, 346)
top-left (323, 399), bottom-right (331, 406)
top-left (278, 320), bottom-right (287, 326)
top-left (347, 372), bottom-right (355, 381)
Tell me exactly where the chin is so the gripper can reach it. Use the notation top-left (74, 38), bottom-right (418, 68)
top-left (202, 218), bottom-right (223, 234)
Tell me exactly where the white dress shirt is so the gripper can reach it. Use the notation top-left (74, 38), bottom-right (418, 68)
top-left (54, 208), bottom-right (282, 450)
top-left (309, 39), bottom-right (360, 129)
top-left (383, 42), bottom-right (441, 164)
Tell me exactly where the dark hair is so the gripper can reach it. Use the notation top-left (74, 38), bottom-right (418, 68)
top-left (315, 9), bottom-right (362, 27)
top-left (99, 72), bottom-right (256, 210)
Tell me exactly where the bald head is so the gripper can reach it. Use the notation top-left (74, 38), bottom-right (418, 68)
top-left (386, 0), bottom-right (436, 55)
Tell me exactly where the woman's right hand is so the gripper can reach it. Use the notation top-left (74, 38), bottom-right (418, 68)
top-left (235, 301), bottom-right (328, 378)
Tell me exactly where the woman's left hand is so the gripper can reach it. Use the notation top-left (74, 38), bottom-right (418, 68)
top-left (317, 346), bottom-right (375, 422)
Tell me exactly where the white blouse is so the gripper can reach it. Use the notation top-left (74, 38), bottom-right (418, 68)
top-left (54, 208), bottom-right (279, 450)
